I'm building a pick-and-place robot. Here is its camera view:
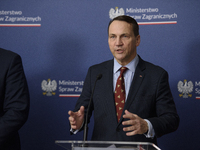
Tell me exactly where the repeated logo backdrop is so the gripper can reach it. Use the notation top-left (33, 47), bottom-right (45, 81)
top-left (0, 1), bottom-right (200, 150)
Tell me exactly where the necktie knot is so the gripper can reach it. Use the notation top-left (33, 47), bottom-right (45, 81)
top-left (120, 67), bottom-right (128, 75)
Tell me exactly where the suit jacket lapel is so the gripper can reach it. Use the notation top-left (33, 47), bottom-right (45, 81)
top-left (103, 60), bottom-right (119, 123)
top-left (122, 56), bottom-right (146, 119)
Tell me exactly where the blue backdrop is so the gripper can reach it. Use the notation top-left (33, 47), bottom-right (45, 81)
top-left (1, 1), bottom-right (200, 150)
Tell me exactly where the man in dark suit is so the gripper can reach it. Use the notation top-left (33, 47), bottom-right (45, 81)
top-left (68, 15), bottom-right (179, 144)
top-left (0, 48), bottom-right (30, 150)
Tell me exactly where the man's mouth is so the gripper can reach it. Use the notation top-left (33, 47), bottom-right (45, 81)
top-left (116, 49), bottom-right (124, 53)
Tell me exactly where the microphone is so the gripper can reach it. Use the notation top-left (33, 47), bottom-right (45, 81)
top-left (83, 74), bottom-right (102, 142)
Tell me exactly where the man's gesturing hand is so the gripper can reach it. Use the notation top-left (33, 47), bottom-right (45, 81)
top-left (68, 106), bottom-right (85, 130)
top-left (122, 110), bottom-right (148, 136)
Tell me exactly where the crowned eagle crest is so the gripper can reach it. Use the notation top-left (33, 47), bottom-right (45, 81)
top-left (109, 7), bottom-right (125, 19)
top-left (177, 80), bottom-right (193, 98)
top-left (41, 79), bottom-right (57, 96)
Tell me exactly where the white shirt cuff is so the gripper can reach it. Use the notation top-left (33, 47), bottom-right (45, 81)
top-left (144, 119), bottom-right (155, 138)
top-left (70, 128), bottom-right (79, 134)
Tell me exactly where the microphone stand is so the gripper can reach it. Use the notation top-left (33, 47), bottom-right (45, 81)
top-left (83, 74), bottom-right (102, 143)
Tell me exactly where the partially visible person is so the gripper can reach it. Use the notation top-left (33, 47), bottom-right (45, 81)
top-left (0, 48), bottom-right (30, 150)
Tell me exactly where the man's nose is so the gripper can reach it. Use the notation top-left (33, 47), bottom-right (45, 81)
top-left (116, 37), bottom-right (123, 46)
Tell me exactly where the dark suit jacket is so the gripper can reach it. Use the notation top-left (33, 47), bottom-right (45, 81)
top-left (0, 48), bottom-right (30, 150)
top-left (74, 55), bottom-right (179, 145)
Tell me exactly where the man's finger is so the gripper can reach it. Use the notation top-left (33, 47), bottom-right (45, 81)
top-left (69, 116), bottom-right (75, 122)
top-left (68, 110), bottom-right (75, 116)
top-left (123, 110), bottom-right (137, 119)
top-left (79, 106), bottom-right (85, 115)
top-left (123, 124), bottom-right (136, 131)
top-left (122, 119), bottom-right (136, 126)
top-left (126, 130), bottom-right (138, 136)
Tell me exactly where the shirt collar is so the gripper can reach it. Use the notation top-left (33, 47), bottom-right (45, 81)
top-left (114, 54), bottom-right (139, 73)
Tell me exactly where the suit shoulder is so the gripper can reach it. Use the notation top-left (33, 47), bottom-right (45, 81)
top-left (143, 59), bottom-right (167, 75)
top-left (0, 48), bottom-right (22, 67)
top-left (0, 48), bottom-right (20, 59)
top-left (146, 60), bottom-right (165, 70)
top-left (89, 59), bottom-right (113, 70)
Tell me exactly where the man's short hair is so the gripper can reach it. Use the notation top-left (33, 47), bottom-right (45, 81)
top-left (108, 15), bottom-right (139, 37)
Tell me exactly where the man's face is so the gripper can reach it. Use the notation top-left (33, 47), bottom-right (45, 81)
top-left (108, 20), bottom-right (140, 66)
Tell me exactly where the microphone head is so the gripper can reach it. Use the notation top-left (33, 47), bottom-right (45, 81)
top-left (96, 74), bottom-right (102, 80)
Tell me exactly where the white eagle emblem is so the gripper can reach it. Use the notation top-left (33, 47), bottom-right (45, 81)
top-left (109, 7), bottom-right (125, 19)
top-left (177, 80), bottom-right (193, 98)
top-left (41, 79), bottom-right (57, 96)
